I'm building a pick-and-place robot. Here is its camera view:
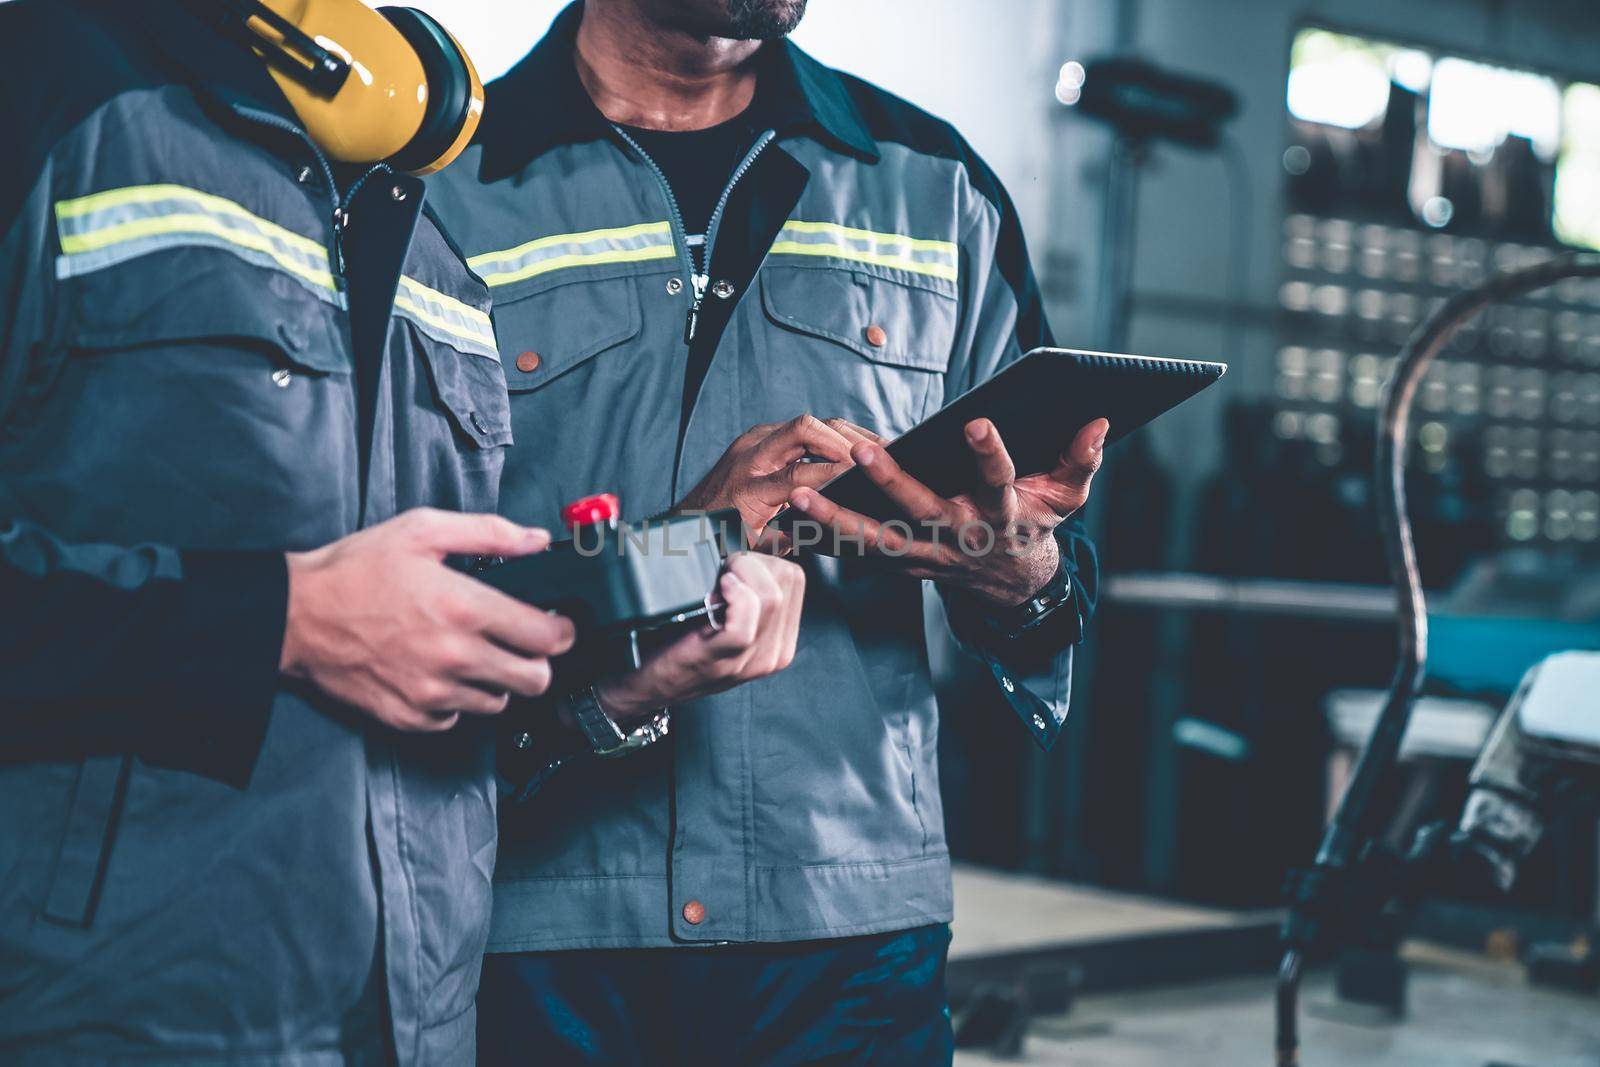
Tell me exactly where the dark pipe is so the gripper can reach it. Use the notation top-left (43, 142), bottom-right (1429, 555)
top-left (1273, 252), bottom-right (1600, 1065)
top-left (1274, 949), bottom-right (1303, 1066)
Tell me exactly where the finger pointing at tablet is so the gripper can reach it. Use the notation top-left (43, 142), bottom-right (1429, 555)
top-left (787, 417), bottom-right (1108, 608)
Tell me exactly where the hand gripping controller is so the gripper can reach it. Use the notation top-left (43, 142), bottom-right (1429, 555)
top-left (471, 494), bottom-right (744, 696)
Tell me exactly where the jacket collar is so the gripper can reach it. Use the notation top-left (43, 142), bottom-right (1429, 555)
top-left (477, 0), bottom-right (879, 183)
top-left (137, 0), bottom-right (299, 123)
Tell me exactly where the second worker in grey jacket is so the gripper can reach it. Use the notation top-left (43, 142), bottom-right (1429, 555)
top-left (428, 0), bottom-right (1105, 1059)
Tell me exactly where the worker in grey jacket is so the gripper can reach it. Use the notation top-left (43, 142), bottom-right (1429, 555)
top-left (0, 2), bottom-right (802, 1063)
top-left (428, 0), bottom-right (1105, 1061)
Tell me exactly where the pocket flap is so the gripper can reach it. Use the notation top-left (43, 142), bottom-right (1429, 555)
top-left (58, 252), bottom-right (350, 375)
top-left (490, 276), bottom-right (643, 394)
top-left (761, 265), bottom-right (956, 372)
top-left (418, 341), bottom-right (514, 449)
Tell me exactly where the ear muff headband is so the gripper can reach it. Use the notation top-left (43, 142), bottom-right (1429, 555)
top-left (232, 0), bottom-right (483, 175)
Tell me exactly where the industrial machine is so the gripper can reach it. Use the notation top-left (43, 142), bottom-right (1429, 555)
top-left (1274, 253), bottom-right (1600, 1065)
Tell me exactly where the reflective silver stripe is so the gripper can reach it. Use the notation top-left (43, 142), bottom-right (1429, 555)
top-left (54, 183), bottom-right (340, 302)
top-left (55, 185), bottom-right (497, 354)
top-left (55, 233), bottom-right (347, 310)
top-left (394, 276), bottom-right (499, 360)
top-left (467, 221), bottom-right (676, 287)
top-left (768, 220), bottom-right (959, 282)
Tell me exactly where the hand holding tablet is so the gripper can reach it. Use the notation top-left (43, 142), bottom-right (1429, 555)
top-left (788, 415), bottom-right (1110, 606)
top-left (775, 347), bottom-right (1227, 598)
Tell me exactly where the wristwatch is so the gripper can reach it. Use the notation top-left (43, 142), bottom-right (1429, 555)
top-left (979, 559), bottom-right (1075, 638)
top-left (565, 686), bottom-right (672, 758)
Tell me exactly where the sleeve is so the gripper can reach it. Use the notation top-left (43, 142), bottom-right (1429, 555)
top-left (0, 101), bottom-right (288, 788)
top-left (936, 133), bottom-right (1100, 751)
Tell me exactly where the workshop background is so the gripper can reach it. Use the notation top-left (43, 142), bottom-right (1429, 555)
top-left (435, 1), bottom-right (1600, 1062)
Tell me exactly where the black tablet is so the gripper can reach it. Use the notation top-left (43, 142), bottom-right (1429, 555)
top-left (794, 347), bottom-right (1226, 524)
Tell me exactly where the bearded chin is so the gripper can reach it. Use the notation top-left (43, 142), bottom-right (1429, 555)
top-left (724, 0), bottom-right (808, 39)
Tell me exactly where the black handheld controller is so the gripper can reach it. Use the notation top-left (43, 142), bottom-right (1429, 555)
top-left (471, 497), bottom-right (744, 697)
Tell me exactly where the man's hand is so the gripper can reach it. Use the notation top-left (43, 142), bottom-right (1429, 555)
top-left (280, 508), bottom-right (576, 732)
top-left (676, 415), bottom-right (864, 545)
top-left (592, 553), bottom-right (805, 722)
top-left (787, 418), bottom-right (1108, 607)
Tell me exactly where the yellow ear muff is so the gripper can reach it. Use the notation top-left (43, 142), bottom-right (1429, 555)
top-left (241, 0), bottom-right (482, 174)
top-left (375, 8), bottom-right (484, 175)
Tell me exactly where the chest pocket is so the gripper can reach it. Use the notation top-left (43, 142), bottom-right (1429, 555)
top-left (49, 181), bottom-right (349, 381)
top-left (57, 244), bottom-right (348, 373)
top-left (394, 274), bottom-right (512, 442)
top-left (759, 264), bottom-right (957, 438)
top-left (388, 270), bottom-right (514, 515)
top-left (414, 336), bottom-right (513, 454)
top-left (491, 275), bottom-right (643, 396)
top-left (29, 248), bottom-right (356, 550)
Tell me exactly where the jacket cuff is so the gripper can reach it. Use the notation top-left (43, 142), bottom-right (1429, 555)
top-left (974, 649), bottom-right (1067, 750)
top-left (147, 549), bottom-right (288, 787)
top-left (496, 694), bottom-right (589, 805)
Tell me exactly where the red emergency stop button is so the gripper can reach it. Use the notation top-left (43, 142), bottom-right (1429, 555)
top-left (561, 493), bottom-right (621, 530)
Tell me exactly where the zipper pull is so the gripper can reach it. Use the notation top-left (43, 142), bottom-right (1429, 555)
top-left (683, 274), bottom-right (710, 343)
top-left (331, 206), bottom-right (350, 284)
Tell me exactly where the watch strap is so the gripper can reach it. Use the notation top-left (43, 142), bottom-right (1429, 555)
top-left (567, 686), bottom-right (628, 754)
top-left (565, 686), bottom-right (672, 758)
top-left (979, 557), bottom-right (1074, 638)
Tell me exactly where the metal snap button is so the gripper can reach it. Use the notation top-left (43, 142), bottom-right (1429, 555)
top-left (666, 277), bottom-right (684, 295)
top-left (682, 900), bottom-right (706, 925)
top-left (1032, 713), bottom-right (1047, 731)
top-left (391, 184), bottom-right (407, 202)
top-left (865, 324), bottom-right (888, 347)
top-left (711, 279), bottom-right (736, 300)
top-left (516, 350), bottom-right (542, 373)
top-left (295, 165), bottom-right (315, 185)
top-left (1000, 675), bottom-right (1015, 693)
top-left (271, 368), bottom-right (293, 388)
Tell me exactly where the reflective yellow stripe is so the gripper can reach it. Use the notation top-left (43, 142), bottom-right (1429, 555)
top-left (468, 221), bottom-right (672, 270)
top-left (395, 276), bottom-right (497, 357)
top-left (468, 221), bottom-right (677, 287)
top-left (59, 213), bottom-right (338, 292)
top-left (54, 185), bottom-right (498, 355)
top-left (777, 219), bottom-right (957, 255)
top-left (54, 184), bottom-right (339, 297)
top-left (56, 183), bottom-right (328, 259)
top-left (768, 221), bottom-right (959, 282)
top-left (480, 245), bottom-right (676, 287)
top-left (398, 275), bottom-right (491, 329)
top-left (766, 241), bottom-right (959, 282)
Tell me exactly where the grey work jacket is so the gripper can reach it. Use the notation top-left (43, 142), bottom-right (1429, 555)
top-left (428, 7), bottom-right (1097, 951)
top-left (0, 3), bottom-right (511, 1063)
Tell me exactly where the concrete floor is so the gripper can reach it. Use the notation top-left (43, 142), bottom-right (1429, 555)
top-left (955, 950), bottom-right (1600, 1066)
top-left (940, 863), bottom-right (1267, 966)
top-left (949, 866), bottom-right (1260, 960)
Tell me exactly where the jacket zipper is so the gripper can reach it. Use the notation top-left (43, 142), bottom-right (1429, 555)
top-left (233, 106), bottom-right (390, 289)
top-left (611, 125), bottom-right (776, 344)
